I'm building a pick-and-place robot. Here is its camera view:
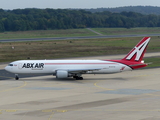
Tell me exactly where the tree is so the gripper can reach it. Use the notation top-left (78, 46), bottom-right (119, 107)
top-left (0, 20), bottom-right (5, 32)
top-left (0, 8), bottom-right (160, 31)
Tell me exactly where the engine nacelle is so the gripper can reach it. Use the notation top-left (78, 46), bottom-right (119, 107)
top-left (56, 70), bottom-right (68, 78)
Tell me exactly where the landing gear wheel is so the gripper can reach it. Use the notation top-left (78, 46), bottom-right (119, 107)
top-left (15, 74), bottom-right (19, 80)
top-left (15, 76), bottom-right (19, 80)
top-left (75, 76), bottom-right (83, 80)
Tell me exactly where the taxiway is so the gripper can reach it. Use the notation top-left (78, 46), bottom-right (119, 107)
top-left (0, 54), bottom-right (160, 120)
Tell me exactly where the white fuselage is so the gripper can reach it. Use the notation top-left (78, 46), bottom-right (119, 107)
top-left (5, 60), bottom-right (132, 74)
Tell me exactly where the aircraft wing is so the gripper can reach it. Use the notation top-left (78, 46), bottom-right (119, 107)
top-left (57, 68), bottom-right (104, 74)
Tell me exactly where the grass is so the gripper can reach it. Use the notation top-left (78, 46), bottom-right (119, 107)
top-left (1, 27), bottom-right (160, 40)
top-left (145, 57), bottom-right (160, 68)
top-left (0, 29), bottom-right (96, 40)
top-left (0, 36), bottom-right (160, 65)
top-left (93, 27), bottom-right (160, 35)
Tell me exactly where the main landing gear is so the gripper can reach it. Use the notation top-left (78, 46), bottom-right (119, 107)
top-left (15, 74), bottom-right (19, 80)
top-left (73, 76), bottom-right (83, 80)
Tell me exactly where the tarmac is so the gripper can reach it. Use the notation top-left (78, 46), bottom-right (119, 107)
top-left (0, 53), bottom-right (160, 120)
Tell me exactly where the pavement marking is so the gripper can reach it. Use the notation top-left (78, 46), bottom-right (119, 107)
top-left (56, 110), bottom-right (68, 113)
top-left (48, 112), bottom-right (54, 120)
top-left (42, 110), bottom-right (53, 112)
top-left (94, 81), bottom-right (114, 91)
top-left (5, 110), bottom-right (17, 112)
top-left (0, 81), bottom-right (27, 92)
top-left (0, 109), bottom-right (40, 111)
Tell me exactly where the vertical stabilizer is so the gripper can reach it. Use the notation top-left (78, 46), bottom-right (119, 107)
top-left (122, 37), bottom-right (150, 62)
top-left (108, 37), bottom-right (150, 69)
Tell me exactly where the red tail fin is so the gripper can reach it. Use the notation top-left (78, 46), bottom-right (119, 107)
top-left (108, 37), bottom-right (150, 69)
top-left (122, 37), bottom-right (150, 62)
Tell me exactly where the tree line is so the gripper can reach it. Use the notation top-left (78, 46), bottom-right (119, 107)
top-left (0, 8), bottom-right (160, 32)
top-left (84, 6), bottom-right (160, 15)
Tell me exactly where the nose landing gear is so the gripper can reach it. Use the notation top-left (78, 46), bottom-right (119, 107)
top-left (15, 74), bottom-right (19, 80)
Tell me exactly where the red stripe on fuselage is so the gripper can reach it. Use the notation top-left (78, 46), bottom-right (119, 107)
top-left (44, 63), bottom-right (118, 65)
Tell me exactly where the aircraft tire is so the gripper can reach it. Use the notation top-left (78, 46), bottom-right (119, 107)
top-left (15, 75), bottom-right (19, 80)
top-left (76, 77), bottom-right (83, 80)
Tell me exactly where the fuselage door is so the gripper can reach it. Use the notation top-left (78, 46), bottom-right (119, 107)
top-left (18, 63), bottom-right (22, 69)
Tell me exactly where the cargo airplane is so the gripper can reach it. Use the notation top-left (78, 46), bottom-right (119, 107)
top-left (5, 37), bottom-right (150, 80)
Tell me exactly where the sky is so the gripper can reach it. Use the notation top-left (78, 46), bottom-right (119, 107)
top-left (1, 0), bottom-right (160, 10)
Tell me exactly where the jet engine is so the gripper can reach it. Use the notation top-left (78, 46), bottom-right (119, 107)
top-left (56, 70), bottom-right (68, 78)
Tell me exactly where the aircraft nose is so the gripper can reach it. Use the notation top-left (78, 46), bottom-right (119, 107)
top-left (5, 66), bottom-right (8, 71)
top-left (5, 66), bottom-right (10, 72)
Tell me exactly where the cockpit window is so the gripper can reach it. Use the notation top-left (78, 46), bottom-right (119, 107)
top-left (8, 64), bottom-right (13, 66)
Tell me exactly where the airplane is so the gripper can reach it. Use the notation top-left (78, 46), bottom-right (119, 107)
top-left (5, 37), bottom-right (150, 80)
